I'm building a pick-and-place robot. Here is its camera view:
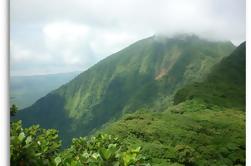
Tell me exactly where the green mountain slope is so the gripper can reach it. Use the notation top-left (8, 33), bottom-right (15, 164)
top-left (10, 72), bottom-right (80, 109)
top-left (101, 42), bottom-right (246, 165)
top-left (16, 34), bottom-right (235, 144)
top-left (174, 42), bottom-right (245, 109)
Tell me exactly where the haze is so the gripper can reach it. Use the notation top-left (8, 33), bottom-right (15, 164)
top-left (10, 0), bottom-right (245, 76)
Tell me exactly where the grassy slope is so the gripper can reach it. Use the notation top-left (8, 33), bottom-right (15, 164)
top-left (101, 42), bottom-right (246, 165)
top-left (16, 35), bottom-right (235, 145)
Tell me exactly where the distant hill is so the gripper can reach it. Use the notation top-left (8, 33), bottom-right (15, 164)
top-left (16, 34), bottom-right (235, 145)
top-left (10, 71), bottom-right (80, 109)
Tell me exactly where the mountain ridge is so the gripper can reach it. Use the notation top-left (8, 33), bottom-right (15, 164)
top-left (101, 42), bottom-right (246, 165)
top-left (16, 34), bottom-right (236, 145)
top-left (174, 41), bottom-right (246, 109)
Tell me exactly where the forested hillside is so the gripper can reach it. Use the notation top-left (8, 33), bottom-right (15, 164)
top-left (174, 42), bottom-right (245, 109)
top-left (11, 36), bottom-right (245, 165)
top-left (16, 35), bottom-right (235, 145)
top-left (101, 42), bottom-right (246, 165)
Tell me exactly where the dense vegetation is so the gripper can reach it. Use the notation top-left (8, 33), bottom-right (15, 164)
top-left (101, 101), bottom-right (245, 165)
top-left (11, 36), bottom-right (245, 165)
top-left (11, 117), bottom-right (148, 166)
top-left (174, 42), bottom-right (245, 109)
top-left (11, 120), bottom-right (61, 165)
top-left (16, 35), bottom-right (235, 145)
top-left (100, 42), bottom-right (246, 165)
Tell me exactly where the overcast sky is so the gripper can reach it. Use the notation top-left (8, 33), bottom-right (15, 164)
top-left (10, 0), bottom-right (246, 76)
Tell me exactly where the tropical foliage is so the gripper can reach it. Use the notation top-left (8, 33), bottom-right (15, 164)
top-left (10, 118), bottom-right (148, 166)
top-left (102, 101), bottom-right (245, 165)
top-left (16, 35), bottom-right (235, 145)
top-left (11, 37), bottom-right (245, 165)
top-left (10, 120), bottom-right (61, 165)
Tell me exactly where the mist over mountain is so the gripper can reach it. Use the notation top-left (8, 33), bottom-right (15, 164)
top-left (10, 0), bottom-right (246, 164)
top-left (15, 34), bottom-right (236, 145)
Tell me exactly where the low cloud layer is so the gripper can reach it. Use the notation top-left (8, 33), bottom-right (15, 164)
top-left (10, 0), bottom-right (245, 76)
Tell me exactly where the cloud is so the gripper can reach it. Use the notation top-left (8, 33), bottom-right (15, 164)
top-left (10, 41), bottom-right (52, 63)
top-left (10, 0), bottom-right (245, 75)
top-left (43, 22), bottom-right (91, 65)
top-left (43, 22), bottom-right (89, 42)
top-left (90, 31), bottom-right (141, 59)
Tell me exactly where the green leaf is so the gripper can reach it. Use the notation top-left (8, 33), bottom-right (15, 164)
top-left (100, 148), bottom-right (111, 160)
top-left (131, 147), bottom-right (141, 153)
top-left (18, 132), bottom-right (25, 142)
top-left (54, 156), bottom-right (62, 166)
top-left (108, 143), bottom-right (117, 149)
top-left (92, 153), bottom-right (100, 160)
top-left (82, 152), bottom-right (89, 158)
top-left (25, 136), bottom-right (32, 144)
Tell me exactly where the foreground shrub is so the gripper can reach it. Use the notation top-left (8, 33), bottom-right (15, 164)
top-left (10, 120), bottom-right (149, 166)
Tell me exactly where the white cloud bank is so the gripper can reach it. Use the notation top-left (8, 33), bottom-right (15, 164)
top-left (10, 0), bottom-right (245, 76)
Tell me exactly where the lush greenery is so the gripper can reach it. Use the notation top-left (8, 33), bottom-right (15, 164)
top-left (11, 36), bottom-right (245, 165)
top-left (11, 120), bottom-right (61, 165)
top-left (56, 134), bottom-right (148, 166)
top-left (16, 35), bottom-right (235, 145)
top-left (11, 119), bottom-right (148, 166)
top-left (101, 101), bottom-right (245, 165)
top-left (100, 42), bottom-right (246, 165)
top-left (174, 42), bottom-right (245, 109)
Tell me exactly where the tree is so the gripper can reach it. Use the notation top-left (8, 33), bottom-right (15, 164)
top-left (10, 104), bottom-right (18, 116)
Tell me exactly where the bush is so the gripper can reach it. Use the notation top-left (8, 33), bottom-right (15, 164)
top-left (10, 120), bottom-right (61, 165)
top-left (174, 145), bottom-right (198, 165)
top-left (10, 121), bottom-right (149, 166)
top-left (56, 134), bottom-right (149, 166)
